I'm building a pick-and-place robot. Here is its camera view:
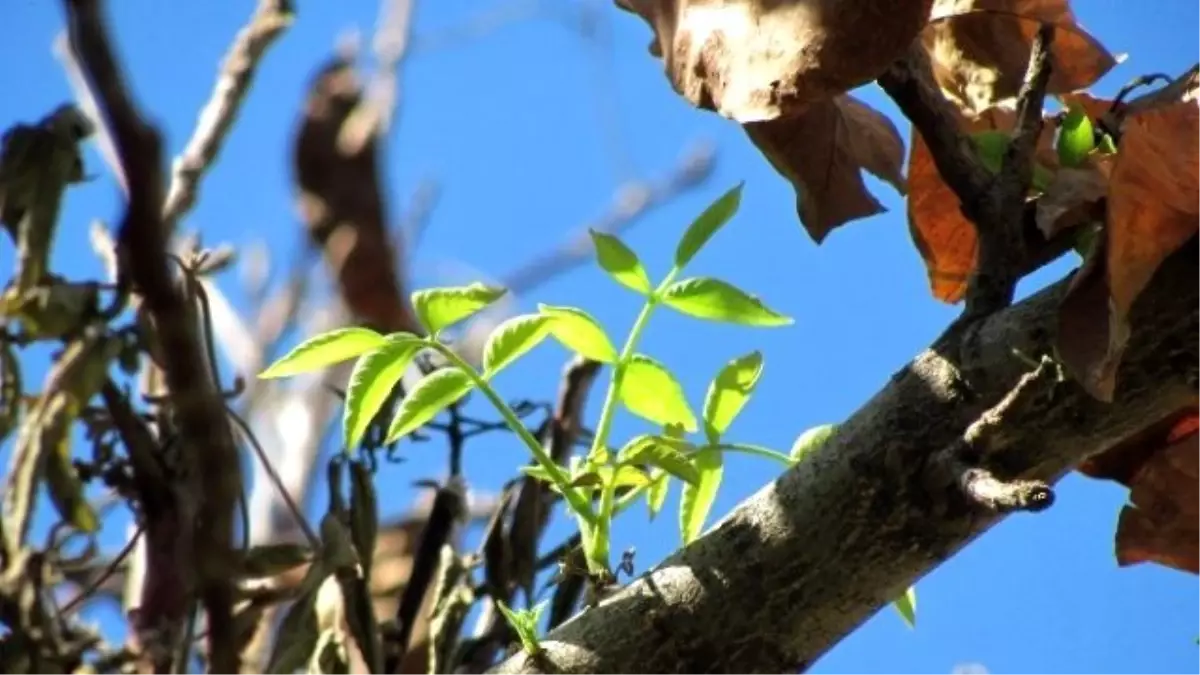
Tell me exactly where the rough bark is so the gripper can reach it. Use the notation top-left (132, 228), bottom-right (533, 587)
top-left (492, 242), bottom-right (1198, 674)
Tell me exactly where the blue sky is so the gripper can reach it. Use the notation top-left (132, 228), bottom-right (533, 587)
top-left (1, 0), bottom-right (1197, 672)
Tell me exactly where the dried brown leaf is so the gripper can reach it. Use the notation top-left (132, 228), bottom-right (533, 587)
top-left (924, 0), bottom-right (1118, 114)
top-left (747, 95), bottom-right (907, 241)
top-left (615, 0), bottom-right (936, 121)
top-left (1116, 415), bottom-right (1198, 574)
top-left (293, 56), bottom-right (420, 334)
top-left (1057, 101), bottom-right (1199, 400)
top-left (1035, 158), bottom-right (1109, 239)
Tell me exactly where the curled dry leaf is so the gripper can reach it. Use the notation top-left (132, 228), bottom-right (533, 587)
top-left (906, 104), bottom-right (1057, 302)
top-left (1058, 101), bottom-right (1199, 400)
top-left (614, 0), bottom-right (936, 121)
top-left (923, 0), bottom-right (1118, 115)
top-left (293, 56), bottom-right (420, 334)
top-left (1035, 157), bottom-right (1109, 239)
top-left (747, 95), bottom-right (907, 242)
top-left (1079, 410), bottom-right (1199, 575)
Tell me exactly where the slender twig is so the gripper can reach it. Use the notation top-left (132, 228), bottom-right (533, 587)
top-left (59, 526), bottom-right (143, 615)
top-left (161, 0), bottom-right (293, 224)
top-left (941, 355), bottom-right (1064, 513)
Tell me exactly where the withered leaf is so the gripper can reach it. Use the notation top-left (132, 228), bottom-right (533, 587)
top-left (1058, 101), bottom-right (1199, 400)
top-left (1116, 416), bottom-right (1199, 574)
top-left (747, 95), bottom-right (907, 242)
top-left (924, 0), bottom-right (1118, 115)
top-left (293, 56), bottom-right (420, 334)
top-left (1035, 159), bottom-right (1109, 239)
top-left (615, 0), bottom-right (936, 121)
top-left (1105, 102), bottom-right (1199, 314)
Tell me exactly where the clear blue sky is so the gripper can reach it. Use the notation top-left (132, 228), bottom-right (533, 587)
top-left (1, 1), bottom-right (1197, 672)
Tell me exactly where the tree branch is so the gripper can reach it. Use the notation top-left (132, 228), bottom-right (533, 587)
top-left (62, 1), bottom-right (245, 670)
top-left (492, 241), bottom-right (1198, 674)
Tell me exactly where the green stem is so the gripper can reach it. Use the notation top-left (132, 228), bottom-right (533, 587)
top-left (716, 442), bottom-right (795, 467)
top-left (586, 268), bottom-right (680, 573)
top-left (610, 443), bottom-right (792, 515)
top-left (428, 342), bottom-right (596, 525)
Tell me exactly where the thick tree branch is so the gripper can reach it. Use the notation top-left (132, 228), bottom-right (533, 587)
top-left (63, 1), bottom-right (244, 670)
top-left (493, 242), bottom-right (1198, 674)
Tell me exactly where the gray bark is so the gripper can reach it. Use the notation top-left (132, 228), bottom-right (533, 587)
top-left (493, 243), bottom-right (1198, 674)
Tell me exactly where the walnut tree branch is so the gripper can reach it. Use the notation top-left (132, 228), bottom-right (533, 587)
top-left (63, 1), bottom-right (244, 670)
top-left (491, 234), bottom-right (1197, 674)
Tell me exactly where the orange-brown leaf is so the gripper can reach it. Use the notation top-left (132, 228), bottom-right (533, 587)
top-left (1115, 427), bottom-right (1199, 574)
top-left (1105, 102), bottom-right (1200, 314)
top-left (1056, 237), bottom-right (1126, 400)
top-left (1035, 159), bottom-right (1109, 239)
top-left (747, 95), bottom-right (907, 242)
top-left (615, 0), bottom-right (935, 122)
top-left (906, 127), bottom-right (975, 302)
top-left (924, 0), bottom-right (1118, 115)
top-left (1058, 101), bottom-right (1199, 400)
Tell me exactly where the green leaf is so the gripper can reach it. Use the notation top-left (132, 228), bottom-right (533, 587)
top-left (260, 327), bottom-right (388, 379)
top-left (1057, 103), bottom-right (1096, 168)
top-left (267, 564), bottom-right (324, 673)
top-left (620, 354), bottom-right (698, 432)
top-left (482, 313), bottom-right (552, 375)
top-left (590, 229), bottom-right (652, 294)
top-left (45, 440), bottom-right (98, 533)
top-left (679, 448), bottom-right (723, 545)
top-left (893, 585), bottom-right (917, 629)
top-left (495, 600), bottom-right (547, 655)
top-left (618, 434), bottom-right (700, 485)
top-left (675, 183), bottom-right (743, 269)
top-left (702, 350), bottom-right (764, 444)
top-left (240, 543), bottom-right (314, 578)
top-left (539, 304), bottom-right (618, 363)
top-left (970, 130), bottom-right (1011, 174)
top-left (790, 424), bottom-right (838, 463)
top-left (386, 368), bottom-right (475, 442)
top-left (571, 465), bottom-right (652, 490)
top-left (342, 335), bottom-right (423, 450)
top-left (661, 277), bottom-right (792, 327)
top-left (646, 470), bottom-right (670, 521)
top-left (412, 283), bottom-right (507, 335)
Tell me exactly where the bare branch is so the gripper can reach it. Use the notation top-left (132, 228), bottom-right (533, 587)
top-left (62, 0), bottom-right (244, 669)
top-left (161, 0), bottom-right (293, 224)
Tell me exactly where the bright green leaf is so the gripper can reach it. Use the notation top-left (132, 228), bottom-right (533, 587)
top-left (1097, 132), bottom-right (1118, 154)
top-left (1057, 103), bottom-right (1096, 168)
top-left (571, 465), bottom-right (652, 490)
top-left (482, 313), bottom-right (552, 375)
top-left (342, 335), bottom-right (423, 450)
top-left (620, 354), bottom-right (697, 432)
top-left (702, 350), bottom-right (764, 444)
top-left (385, 368), bottom-right (475, 442)
top-left (412, 283), bottom-right (506, 335)
top-left (539, 304), bottom-right (618, 363)
top-left (675, 183), bottom-right (743, 269)
top-left (495, 600), bottom-right (544, 655)
top-left (970, 130), bottom-right (1011, 174)
top-left (618, 434), bottom-right (700, 485)
top-left (260, 327), bottom-right (389, 379)
top-left (679, 448), bottom-right (723, 545)
top-left (646, 470), bottom-right (670, 521)
top-left (590, 230), bottom-right (652, 294)
top-left (790, 424), bottom-right (838, 463)
top-left (893, 585), bottom-right (917, 629)
top-left (661, 277), bottom-right (792, 327)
